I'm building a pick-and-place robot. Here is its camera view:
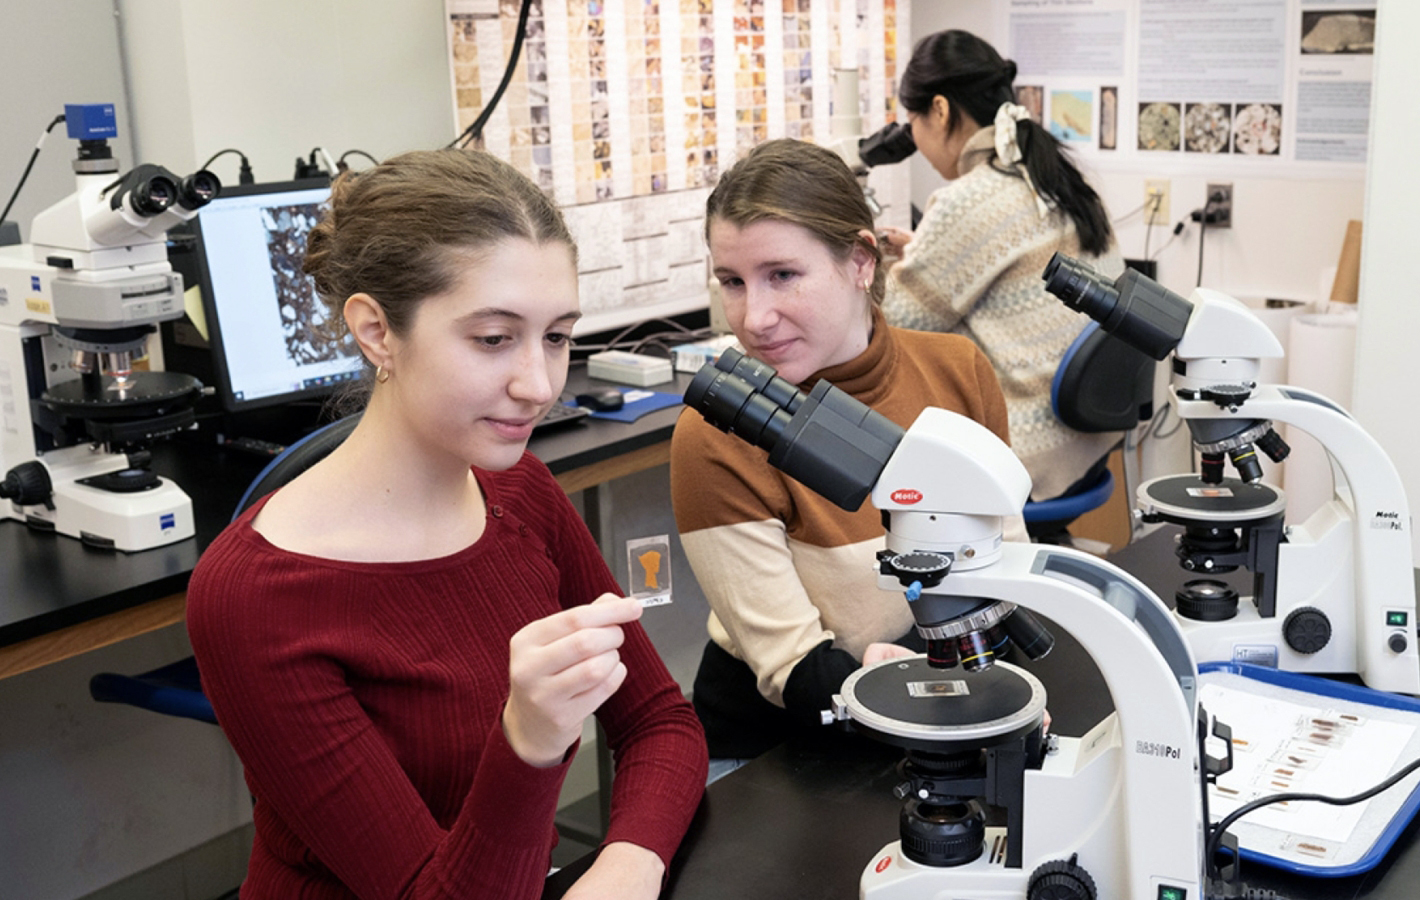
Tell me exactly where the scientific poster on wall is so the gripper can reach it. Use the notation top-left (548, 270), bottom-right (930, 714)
top-left (1008, 0), bottom-right (1127, 151)
top-left (1000, 0), bottom-right (1374, 167)
top-left (445, 0), bottom-right (913, 334)
top-left (1139, 0), bottom-right (1288, 156)
top-left (1295, 2), bottom-right (1377, 163)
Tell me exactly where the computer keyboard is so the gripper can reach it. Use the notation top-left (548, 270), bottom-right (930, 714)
top-left (533, 402), bottom-right (592, 433)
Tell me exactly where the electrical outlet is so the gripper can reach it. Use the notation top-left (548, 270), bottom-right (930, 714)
top-left (1144, 179), bottom-right (1170, 225)
top-left (1206, 182), bottom-right (1233, 228)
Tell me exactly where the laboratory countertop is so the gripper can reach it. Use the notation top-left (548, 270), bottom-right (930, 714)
top-left (0, 366), bottom-right (695, 652)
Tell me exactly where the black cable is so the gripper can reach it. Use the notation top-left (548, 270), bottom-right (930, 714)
top-left (1206, 754), bottom-right (1420, 880)
top-left (200, 148), bottom-right (254, 185)
top-left (1147, 221), bottom-right (1185, 262)
top-left (1, 113), bottom-right (67, 227)
top-left (337, 149), bottom-right (380, 171)
top-left (449, 0), bottom-right (535, 149)
top-left (1143, 192), bottom-right (1163, 262)
top-left (1191, 193), bottom-right (1228, 287)
top-left (1196, 217), bottom-right (1207, 287)
top-left (1148, 402), bottom-right (1186, 440)
top-left (573, 318), bottom-right (712, 356)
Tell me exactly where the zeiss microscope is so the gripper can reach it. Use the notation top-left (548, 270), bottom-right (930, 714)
top-left (0, 104), bottom-right (218, 551)
top-left (685, 349), bottom-right (1220, 899)
top-left (1043, 255), bottom-right (1419, 695)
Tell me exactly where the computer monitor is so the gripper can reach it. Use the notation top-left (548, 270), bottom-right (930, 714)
top-left (177, 179), bottom-right (363, 413)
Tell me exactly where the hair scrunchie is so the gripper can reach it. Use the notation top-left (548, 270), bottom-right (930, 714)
top-left (993, 102), bottom-right (1052, 218)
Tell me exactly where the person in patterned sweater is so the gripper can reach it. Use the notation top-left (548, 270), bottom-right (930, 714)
top-left (671, 139), bottom-right (1018, 763)
top-left (881, 30), bottom-right (1125, 519)
top-left (188, 149), bottom-right (705, 900)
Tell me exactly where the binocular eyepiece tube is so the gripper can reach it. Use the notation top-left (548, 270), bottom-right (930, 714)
top-left (1042, 252), bottom-right (1193, 362)
top-left (684, 348), bottom-right (904, 512)
top-left (858, 121), bottom-right (917, 169)
top-left (105, 165), bottom-right (222, 219)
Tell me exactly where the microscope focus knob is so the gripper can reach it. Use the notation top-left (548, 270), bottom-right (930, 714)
top-left (1027, 855), bottom-right (1097, 900)
top-left (1389, 632), bottom-right (1408, 654)
top-left (0, 461), bottom-right (53, 506)
top-left (1283, 607), bottom-right (1332, 655)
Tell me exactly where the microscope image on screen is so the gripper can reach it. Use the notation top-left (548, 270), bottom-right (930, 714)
top-left (260, 202), bottom-right (340, 366)
top-left (172, 180), bottom-right (363, 416)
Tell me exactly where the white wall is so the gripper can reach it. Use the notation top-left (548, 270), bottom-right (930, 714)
top-left (116, 0), bottom-right (455, 186)
top-left (0, 0), bottom-right (135, 241)
top-left (1354, 0), bottom-right (1420, 560)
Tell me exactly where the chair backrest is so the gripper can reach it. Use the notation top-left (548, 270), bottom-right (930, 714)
top-left (233, 414), bottom-right (362, 520)
top-left (1050, 322), bottom-right (1155, 433)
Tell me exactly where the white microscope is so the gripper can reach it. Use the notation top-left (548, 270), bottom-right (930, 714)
top-left (684, 349), bottom-right (1225, 900)
top-left (824, 68), bottom-right (918, 219)
top-left (1043, 254), bottom-right (1419, 695)
top-left (0, 103), bottom-right (218, 551)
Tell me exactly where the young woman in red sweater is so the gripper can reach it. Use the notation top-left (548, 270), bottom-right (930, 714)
top-left (188, 149), bottom-right (706, 900)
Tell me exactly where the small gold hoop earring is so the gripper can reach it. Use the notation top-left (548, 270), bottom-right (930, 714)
top-left (375, 365), bottom-right (391, 384)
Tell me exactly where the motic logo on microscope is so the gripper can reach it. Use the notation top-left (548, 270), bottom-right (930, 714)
top-left (1371, 511), bottom-right (1405, 532)
top-left (890, 489), bottom-right (923, 505)
top-left (1135, 740), bottom-right (1181, 760)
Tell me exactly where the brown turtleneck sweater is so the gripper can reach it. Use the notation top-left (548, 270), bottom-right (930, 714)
top-left (670, 307), bottom-right (1009, 756)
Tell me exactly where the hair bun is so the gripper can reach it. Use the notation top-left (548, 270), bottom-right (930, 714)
top-left (1002, 60), bottom-right (1018, 84)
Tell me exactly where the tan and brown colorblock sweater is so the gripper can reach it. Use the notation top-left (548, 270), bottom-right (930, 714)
top-left (671, 309), bottom-right (1010, 755)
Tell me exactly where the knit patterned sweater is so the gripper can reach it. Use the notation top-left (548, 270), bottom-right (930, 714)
top-left (187, 452), bottom-right (706, 900)
top-left (671, 309), bottom-right (1009, 755)
top-left (883, 126), bottom-right (1124, 501)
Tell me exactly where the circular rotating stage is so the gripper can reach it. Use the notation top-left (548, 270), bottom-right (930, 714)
top-left (1138, 474), bottom-right (1286, 525)
top-left (838, 657), bottom-right (1047, 752)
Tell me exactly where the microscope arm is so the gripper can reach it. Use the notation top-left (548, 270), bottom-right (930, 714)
top-left (897, 542), bottom-right (1202, 885)
top-left (1173, 382), bottom-right (1409, 526)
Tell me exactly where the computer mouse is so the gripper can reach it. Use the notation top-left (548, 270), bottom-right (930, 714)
top-left (574, 387), bottom-right (625, 412)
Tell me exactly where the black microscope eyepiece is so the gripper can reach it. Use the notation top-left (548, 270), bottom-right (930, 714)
top-left (683, 347), bottom-right (905, 512)
top-left (858, 121), bottom-right (917, 168)
top-left (1042, 253), bottom-right (1194, 362)
top-left (177, 169), bottom-right (222, 210)
top-left (1042, 253), bottom-right (1120, 320)
top-left (684, 348), bottom-right (798, 453)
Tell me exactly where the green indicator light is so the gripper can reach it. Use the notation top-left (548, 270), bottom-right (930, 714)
top-left (1158, 888), bottom-right (1187, 900)
top-left (1387, 611), bottom-right (1409, 627)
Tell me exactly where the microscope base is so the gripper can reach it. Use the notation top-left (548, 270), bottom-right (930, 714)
top-left (5, 445), bottom-right (194, 552)
top-left (859, 713), bottom-right (1200, 899)
top-left (1168, 495), bottom-right (1420, 695)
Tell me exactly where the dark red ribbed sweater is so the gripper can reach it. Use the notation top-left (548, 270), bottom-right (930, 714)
top-left (188, 452), bottom-right (706, 899)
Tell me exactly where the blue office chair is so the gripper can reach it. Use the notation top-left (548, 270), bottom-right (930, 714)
top-left (88, 415), bottom-right (362, 723)
top-left (1022, 322), bottom-right (1155, 545)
